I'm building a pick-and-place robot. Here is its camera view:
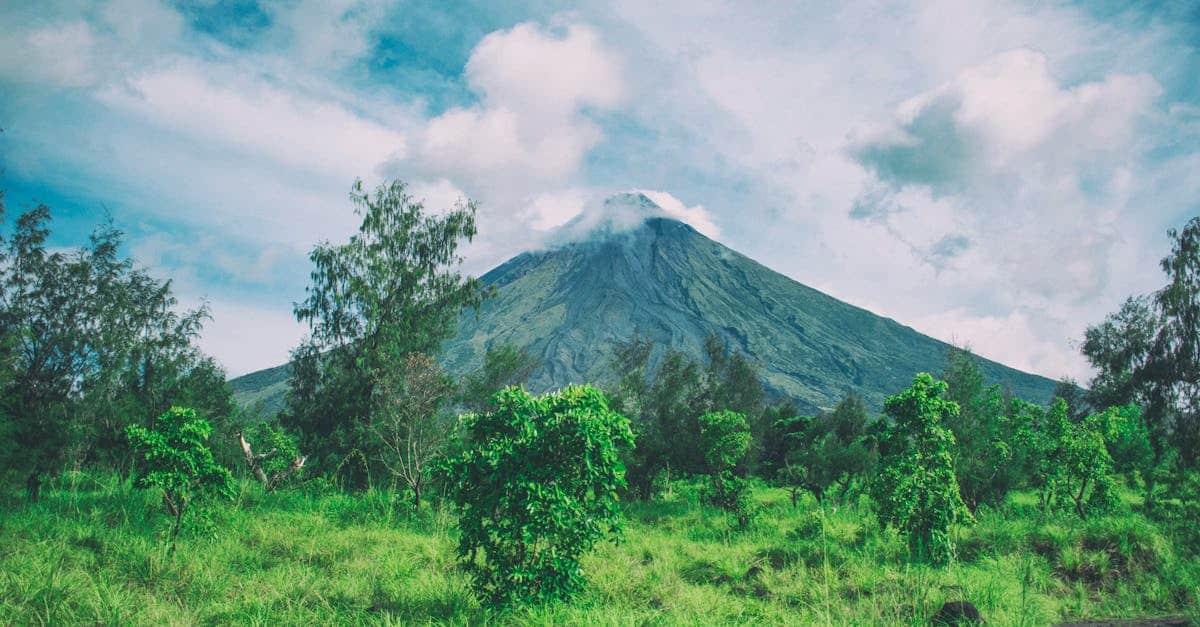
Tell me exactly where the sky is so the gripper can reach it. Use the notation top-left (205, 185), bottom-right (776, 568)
top-left (1, 1), bottom-right (1198, 381)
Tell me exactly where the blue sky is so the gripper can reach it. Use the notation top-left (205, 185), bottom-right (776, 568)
top-left (1, 0), bottom-right (1198, 379)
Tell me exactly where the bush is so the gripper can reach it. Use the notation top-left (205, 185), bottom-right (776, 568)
top-left (447, 385), bottom-right (633, 606)
top-left (125, 406), bottom-right (234, 556)
top-left (697, 410), bottom-right (754, 526)
top-left (870, 373), bottom-right (972, 564)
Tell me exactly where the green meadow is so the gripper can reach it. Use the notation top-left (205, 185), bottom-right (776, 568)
top-left (2, 473), bottom-right (1196, 626)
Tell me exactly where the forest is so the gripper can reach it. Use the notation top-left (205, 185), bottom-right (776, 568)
top-left (0, 182), bottom-right (1198, 625)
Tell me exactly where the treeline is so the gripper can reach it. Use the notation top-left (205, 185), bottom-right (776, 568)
top-left (2, 180), bottom-right (1199, 608)
top-left (0, 195), bottom-right (235, 500)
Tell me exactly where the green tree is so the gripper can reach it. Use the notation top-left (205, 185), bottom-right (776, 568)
top-left (283, 179), bottom-right (488, 486)
top-left (447, 385), bottom-right (633, 606)
top-left (774, 394), bottom-right (875, 506)
top-left (1095, 403), bottom-right (1154, 482)
top-left (459, 343), bottom-right (538, 414)
top-left (697, 409), bottom-right (752, 524)
top-left (871, 373), bottom-right (971, 564)
top-left (608, 340), bottom-right (706, 498)
top-left (238, 421), bottom-right (307, 492)
top-left (607, 335), bottom-right (764, 498)
top-left (941, 348), bottom-right (1030, 510)
top-left (126, 406), bottom-right (234, 556)
top-left (702, 334), bottom-right (764, 417)
top-left (1033, 398), bottom-right (1120, 518)
top-left (1082, 217), bottom-right (1200, 480)
top-left (0, 203), bottom-right (230, 497)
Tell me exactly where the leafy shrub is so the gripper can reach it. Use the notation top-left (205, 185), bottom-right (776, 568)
top-left (447, 385), bottom-right (633, 606)
top-left (125, 406), bottom-right (234, 556)
top-left (870, 373), bottom-right (972, 564)
top-left (697, 410), bottom-right (754, 526)
top-left (1034, 399), bottom-right (1120, 518)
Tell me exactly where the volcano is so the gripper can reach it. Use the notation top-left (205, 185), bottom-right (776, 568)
top-left (231, 193), bottom-right (1058, 413)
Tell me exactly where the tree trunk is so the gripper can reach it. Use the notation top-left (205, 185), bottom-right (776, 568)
top-left (240, 433), bottom-right (306, 491)
top-left (26, 471), bottom-right (41, 502)
top-left (169, 508), bottom-right (184, 558)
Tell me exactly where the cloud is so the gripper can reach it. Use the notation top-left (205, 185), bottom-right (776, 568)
top-left (847, 48), bottom-right (1161, 304)
top-left (546, 190), bottom-right (721, 245)
top-left (0, 0), bottom-right (184, 89)
top-left (637, 190), bottom-right (721, 239)
top-left (850, 48), bottom-right (1161, 196)
top-left (98, 61), bottom-right (406, 183)
top-left (398, 22), bottom-right (625, 200)
top-left (197, 299), bottom-right (306, 377)
top-left (527, 188), bottom-right (588, 231)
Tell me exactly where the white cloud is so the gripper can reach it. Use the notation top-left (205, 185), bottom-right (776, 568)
top-left (851, 48), bottom-right (1161, 193)
top-left (99, 61), bottom-right (407, 183)
top-left (609, 0), bottom-right (1193, 382)
top-left (264, 0), bottom-right (381, 71)
top-left (637, 190), bottom-right (720, 239)
top-left (400, 22), bottom-right (625, 200)
top-left (0, 0), bottom-right (184, 88)
top-left (544, 190), bottom-right (721, 245)
top-left (527, 188), bottom-right (588, 231)
top-left (910, 308), bottom-right (1082, 381)
top-left (409, 178), bottom-right (470, 215)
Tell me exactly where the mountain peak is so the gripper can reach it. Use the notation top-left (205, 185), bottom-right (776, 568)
top-left (547, 190), bottom-right (717, 246)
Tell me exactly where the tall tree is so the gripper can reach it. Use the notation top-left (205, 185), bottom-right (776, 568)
top-left (282, 179), bottom-right (488, 485)
top-left (871, 373), bottom-right (971, 564)
top-left (0, 202), bottom-right (230, 495)
top-left (941, 348), bottom-right (1029, 511)
top-left (1147, 218), bottom-right (1200, 465)
top-left (1083, 218), bottom-right (1200, 477)
top-left (775, 393), bottom-right (875, 506)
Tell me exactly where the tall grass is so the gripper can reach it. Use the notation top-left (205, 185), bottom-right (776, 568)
top-left (0, 473), bottom-right (1196, 625)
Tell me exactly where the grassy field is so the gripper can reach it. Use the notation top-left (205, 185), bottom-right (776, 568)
top-left (1, 473), bottom-right (1197, 625)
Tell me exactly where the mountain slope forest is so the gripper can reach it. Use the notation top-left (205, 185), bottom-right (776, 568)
top-left (1, 182), bottom-right (1198, 625)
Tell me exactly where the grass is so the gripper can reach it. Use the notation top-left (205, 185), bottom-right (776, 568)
top-left (1, 473), bottom-right (1197, 625)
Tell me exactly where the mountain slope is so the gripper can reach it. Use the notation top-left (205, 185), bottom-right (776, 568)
top-left (231, 195), bottom-right (1058, 413)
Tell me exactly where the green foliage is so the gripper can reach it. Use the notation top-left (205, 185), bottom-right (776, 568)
top-left (608, 335), bottom-right (765, 499)
top-left (283, 179), bottom-right (489, 486)
top-left (696, 410), bottom-right (753, 524)
top-left (125, 407), bottom-right (233, 556)
top-left (698, 410), bottom-right (751, 473)
top-left (447, 385), bottom-right (633, 606)
top-left (941, 348), bottom-right (1036, 510)
top-left (871, 373), bottom-right (971, 564)
top-left (1083, 217), bottom-right (1200, 475)
top-left (1094, 404), bottom-right (1154, 481)
top-left (0, 202), bottom-right (231, 495)
top-left (771, 394), bottom-right (875, 505)
top-left (241, 421), bottom-right (305, 487)
top-left (1033, 399), bottom-right (1120, 519)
